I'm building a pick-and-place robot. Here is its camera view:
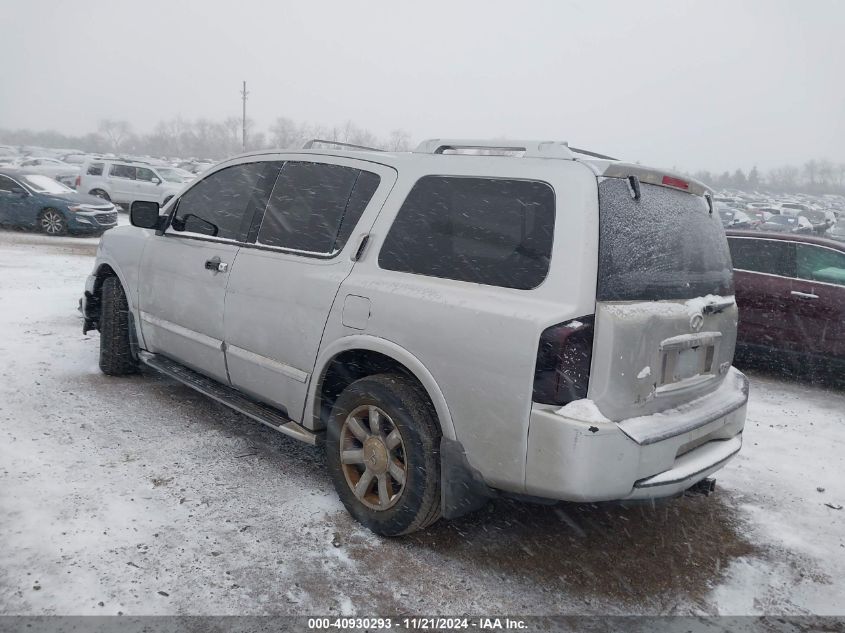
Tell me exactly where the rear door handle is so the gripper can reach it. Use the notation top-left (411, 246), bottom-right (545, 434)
top-left (790, 290), bottom-right (818, 300)
top-left (204, 257), bottom-right (229, 273)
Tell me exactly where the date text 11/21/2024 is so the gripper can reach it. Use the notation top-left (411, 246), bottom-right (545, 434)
top-left (306, 617), bottom-right (528, 630)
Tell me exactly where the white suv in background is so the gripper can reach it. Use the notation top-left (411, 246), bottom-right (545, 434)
top-left (81, 139), bottom-right (748, 536)
top-left (77, 159), bottom-right (193, 207)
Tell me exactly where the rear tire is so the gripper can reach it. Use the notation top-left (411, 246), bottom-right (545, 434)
top-left (89, 189), bottom-right (110, 201)
top-left (99, 276), bottom-right (138, 376)
top-left (326, 373), bottom-right (442, 536)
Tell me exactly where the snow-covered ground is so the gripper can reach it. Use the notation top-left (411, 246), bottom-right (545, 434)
top-left (0, 229), bottom-right (842, 616)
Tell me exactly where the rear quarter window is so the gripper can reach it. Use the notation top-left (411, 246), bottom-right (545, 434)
top-left (379, 175), bottom-right (555, 290)
top-left (86, 163), bottom-right (104, 176)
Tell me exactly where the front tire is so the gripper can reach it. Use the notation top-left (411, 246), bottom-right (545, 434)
top-left (38, 208), bottom-right (68, 236)
top-left (99, 276), bottom-right (138, 376)
top-left (326, 373), bottom-right (442, 536)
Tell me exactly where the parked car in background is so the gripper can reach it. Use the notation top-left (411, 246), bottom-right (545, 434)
top-left (828, 220), bottom-right (845, 243)
top-left (727, 230), bottom-right (845, 370)
top-left (0, 169), bottom-right (117, 236)
top-left (61, 153), bottom-right (97, 165)
top-left (718, 207), bottom-right (754, 229)
top-left (14, 156), bottom-right (79, 186)
top-left (77, 159), bottom-right (187, 207)
top-left (758, 214), bottom-right (813, 234)
top-left (779, 202), bottom-right (812, 216)
top-left (797, 208), bottom-right (832, 235)
top-left (714, 196), bottom-right (745, 210)
top-left (746, 209), bottom-right (775, 225)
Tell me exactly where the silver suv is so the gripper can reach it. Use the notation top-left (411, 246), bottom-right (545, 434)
top-left (77, 159), bottom-right (192, 208)
top-left (80, 139), bottom-right (748, 536)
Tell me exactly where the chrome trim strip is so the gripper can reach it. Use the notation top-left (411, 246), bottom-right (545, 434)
top-left (226, 344), bottom-right (309, 384)
top-left (139, 311), bottom-right (223, 351)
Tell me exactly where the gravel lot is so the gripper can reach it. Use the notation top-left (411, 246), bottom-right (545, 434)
top-left (0, 229), bottom-right (843, 616)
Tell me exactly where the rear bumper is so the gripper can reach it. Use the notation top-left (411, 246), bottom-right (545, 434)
top-left (523, 368), bottom-right (748, 501)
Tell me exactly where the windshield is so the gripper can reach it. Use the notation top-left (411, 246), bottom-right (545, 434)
top-left (597, 178), bottom-right (734, 301)
top-left (22, 175), bottom-right (73, 194)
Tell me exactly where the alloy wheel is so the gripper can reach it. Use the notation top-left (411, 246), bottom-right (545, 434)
top-left (339, 405), bottom-right (407, 511)
top-left (41, 210), bottom-right (65, 235)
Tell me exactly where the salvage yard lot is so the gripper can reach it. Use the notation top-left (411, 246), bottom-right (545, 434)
top-left (0, 229), bottom-right (843, 616)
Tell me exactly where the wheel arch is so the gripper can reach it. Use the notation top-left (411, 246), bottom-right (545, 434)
top-left (85, 258), bottom-right (142, 346)
top-left (306, 335), bottom-right (457, 441)
top-left (88, 186), bottom-right (113, 199)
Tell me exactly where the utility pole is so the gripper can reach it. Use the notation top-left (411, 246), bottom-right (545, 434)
top-left (240, 80), bottom-right (248, 151)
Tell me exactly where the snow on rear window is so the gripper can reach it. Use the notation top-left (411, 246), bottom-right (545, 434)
top-left (597, 178), bottom-right (734, 301)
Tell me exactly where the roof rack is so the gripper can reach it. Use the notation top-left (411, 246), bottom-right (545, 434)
top-left (302, 139), bottom-right (383, 152)
top-left (414, 139), bottom-right (575, 159)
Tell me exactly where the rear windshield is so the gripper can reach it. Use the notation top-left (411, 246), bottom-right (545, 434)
top-left (597, 178), bottom-right (734, 301)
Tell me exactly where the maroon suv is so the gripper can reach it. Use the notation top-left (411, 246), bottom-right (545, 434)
top-left (726, 230), bottom-right (845, 365)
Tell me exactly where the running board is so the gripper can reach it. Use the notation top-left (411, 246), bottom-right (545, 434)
top-left (140, 352), bottom-right (320, 446)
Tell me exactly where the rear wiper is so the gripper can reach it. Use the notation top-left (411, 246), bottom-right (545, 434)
top-left (701, 297), bottom-right (734, 315)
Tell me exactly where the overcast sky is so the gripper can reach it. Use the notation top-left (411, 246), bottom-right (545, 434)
top-left (2, 0), bottom-right (843, 172)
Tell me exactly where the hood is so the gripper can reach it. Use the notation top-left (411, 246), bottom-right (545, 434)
top-left (41, 191), bottom-right (116, 208)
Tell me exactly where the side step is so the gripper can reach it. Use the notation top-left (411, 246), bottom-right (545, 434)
top-left (140, 352), bottom-right (321, 446)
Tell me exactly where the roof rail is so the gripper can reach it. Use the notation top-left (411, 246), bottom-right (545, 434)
top-left (302, 139), bottom-right (383, 152)
top-left (414, 139), bottom-right (575, 160)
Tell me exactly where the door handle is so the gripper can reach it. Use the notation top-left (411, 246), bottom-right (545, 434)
top-left (790, 290), bottom-right (818, 300)
top-left (204, 257), bottom-right (229, 273)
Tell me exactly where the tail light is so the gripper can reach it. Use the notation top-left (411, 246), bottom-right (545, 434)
top-left (533, 316), bottom-right (594, 405)
top-left (74, 175), bottom-right (81, 188)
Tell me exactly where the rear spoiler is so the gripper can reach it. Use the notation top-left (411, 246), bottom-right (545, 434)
top-left (581, 159), bottom-right (712, 198)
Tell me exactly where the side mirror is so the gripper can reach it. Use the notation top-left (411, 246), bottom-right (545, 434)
top-left (130, 200), bottom-right (162, 229)
top-left (11, 187), bottom-right (28, 197)
top-left (151, 177), bottom-right (161, 185)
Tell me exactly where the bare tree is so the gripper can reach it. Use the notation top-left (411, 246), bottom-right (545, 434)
top-left (386, 129), bottom-right (412, 151)
top-left (803, 159), bottom-right (819, 187)
top-left (97, 119), bottom-right (132, 153)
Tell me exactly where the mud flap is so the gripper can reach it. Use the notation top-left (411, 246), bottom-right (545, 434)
top-left (440, 437), bottom-right (495, 519)
top-left (81, 291), bottom-right (99, 334)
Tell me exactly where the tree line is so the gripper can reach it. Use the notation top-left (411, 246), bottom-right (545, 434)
top-left (0, 117), bottom-right (412, 161)
top-left (2, 118), bottom-right (844, 196)
top-left (691, 160), bottom-right (845, 196)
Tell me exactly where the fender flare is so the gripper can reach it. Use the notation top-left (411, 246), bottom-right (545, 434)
top-left (305, 334), bottom-right (457, 441)
top-left (89, 255), bottom-right (144, 348)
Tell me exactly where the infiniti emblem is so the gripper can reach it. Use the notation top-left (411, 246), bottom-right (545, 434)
top-left (690, 311), bottom-right (704, 332)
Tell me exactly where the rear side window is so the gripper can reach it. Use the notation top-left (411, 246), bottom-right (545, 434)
top-left (87, 163), bottom-right (104, 176)
top-left (256, 162), bottom-right (379, 254)
top-left (598, 179), bottom-right (734, 301)
top-left (173, 161), bottom-right (282, 241)
top-left (379, 176), bottom-right (555, 290)
top-left (728, 237), bottom-right (796, 277)
top-left (136, 167), bottom-right (157, 182)
top-left (110, 164), bottom-right (135, 179)
top-left (0, 175), bottom-right (17, 192)
top-left (796, 243), bottom-right (845, 286)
